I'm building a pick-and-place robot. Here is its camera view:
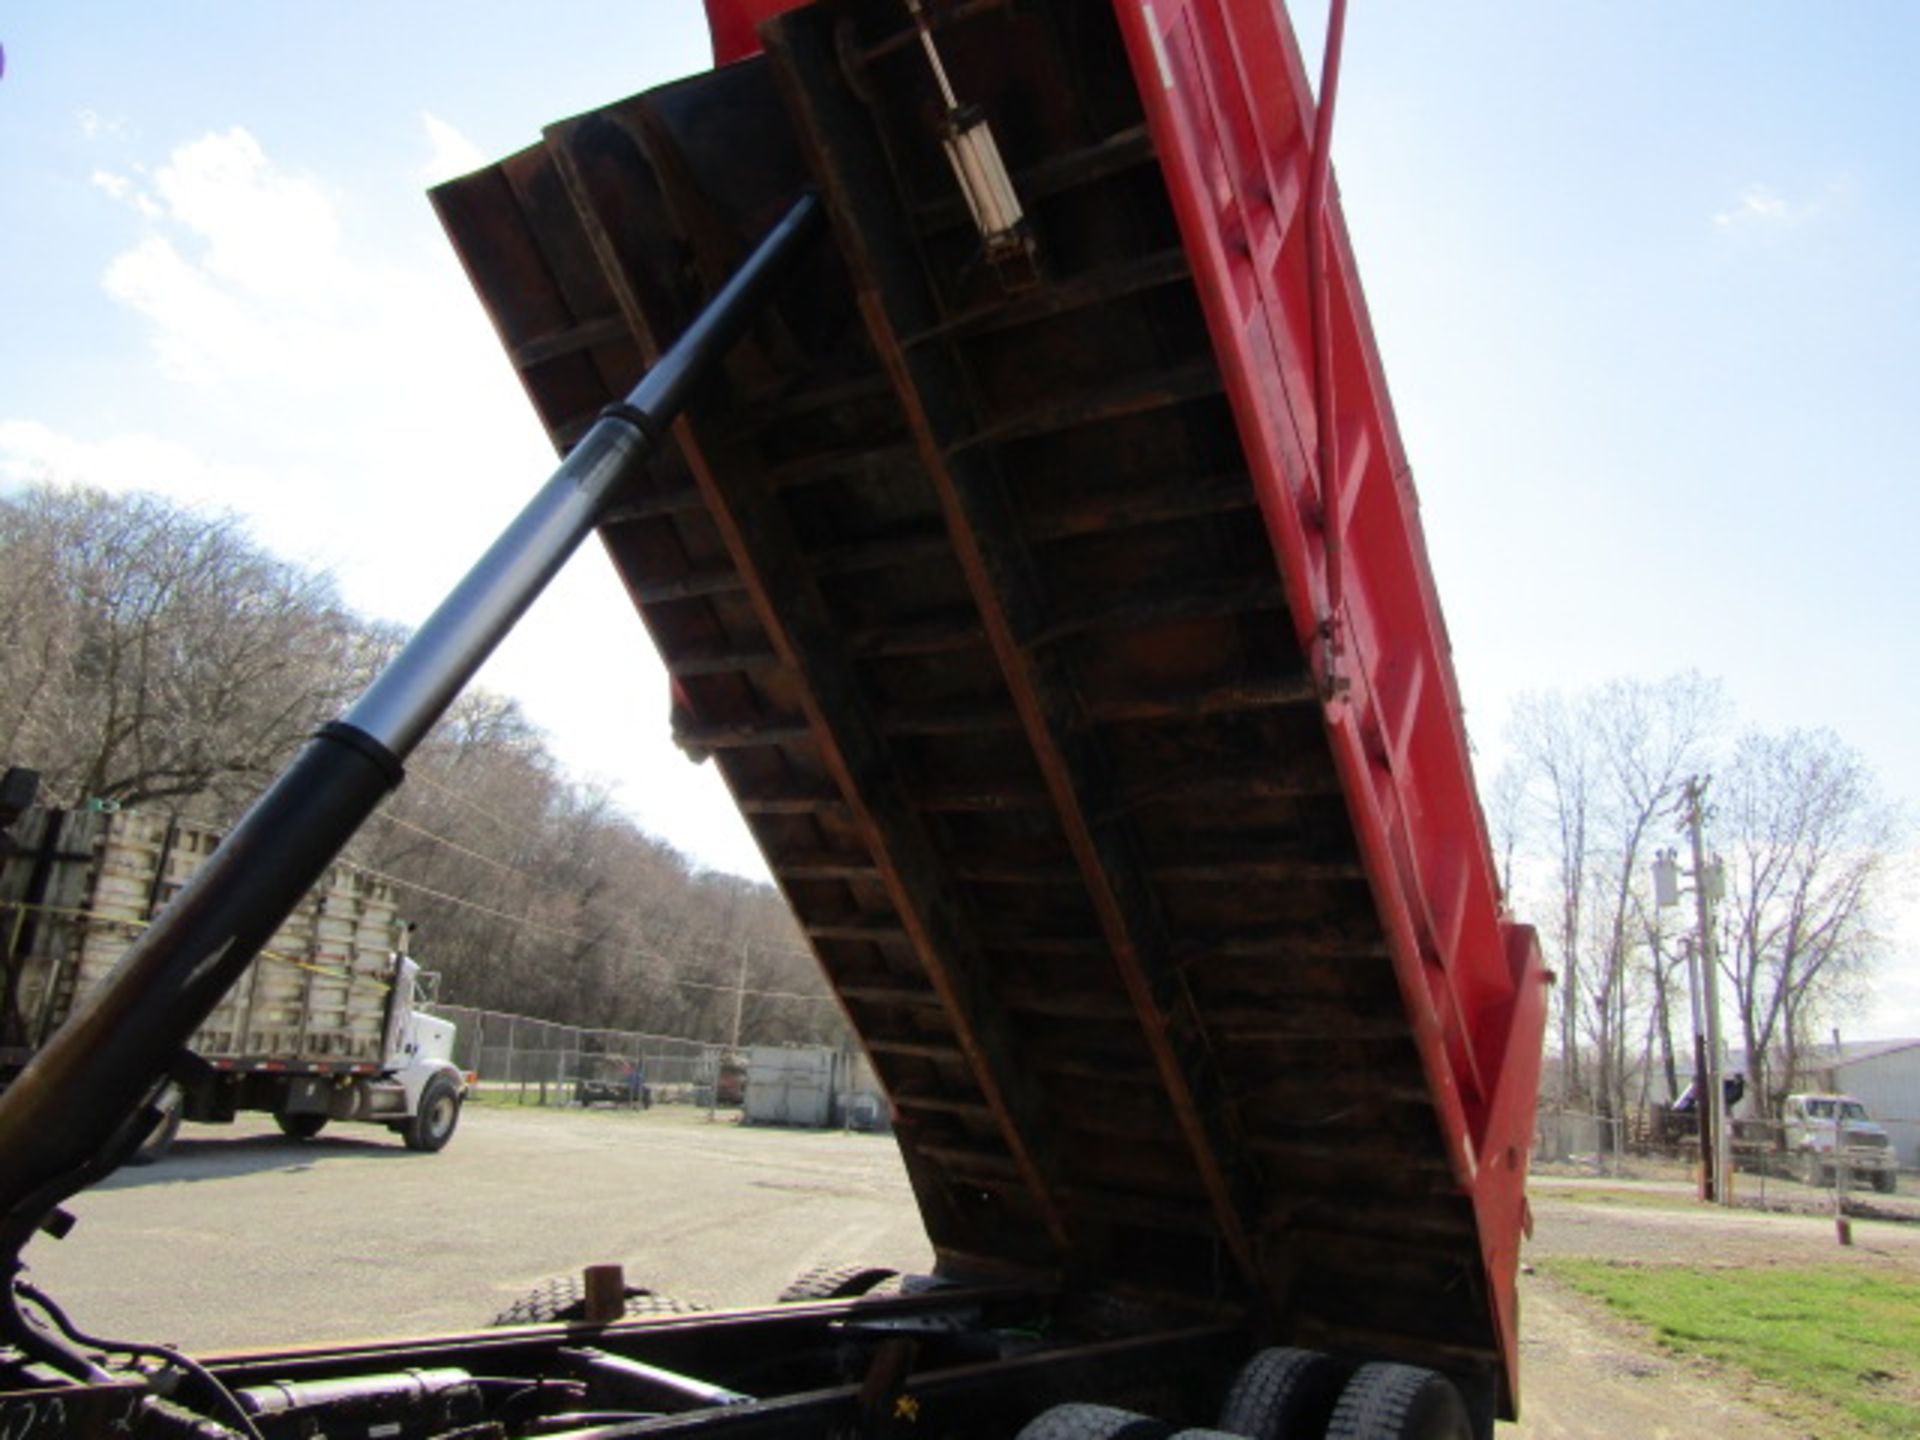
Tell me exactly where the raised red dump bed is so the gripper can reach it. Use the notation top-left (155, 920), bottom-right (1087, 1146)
top-left (435, 0), bottom-right (1547, 1421)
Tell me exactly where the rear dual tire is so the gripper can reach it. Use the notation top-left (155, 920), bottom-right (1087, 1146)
top-left (1219, 1347), bottom-right (1346, 1440)
top-left (1018, 1352), bottom-right (1477, 1440)
top-left (1324, 1364), bottom-right (1473, 1440)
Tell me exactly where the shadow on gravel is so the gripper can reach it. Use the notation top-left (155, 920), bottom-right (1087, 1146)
top-left (96, 1134), bottom-right (417, 1189)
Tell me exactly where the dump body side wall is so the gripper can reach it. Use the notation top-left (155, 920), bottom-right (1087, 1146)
top-left (1108, 0), bottom-right (1547, 1399)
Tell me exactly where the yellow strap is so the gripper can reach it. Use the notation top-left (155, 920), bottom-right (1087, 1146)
top-left (0, 900), bottom-right (393, 992)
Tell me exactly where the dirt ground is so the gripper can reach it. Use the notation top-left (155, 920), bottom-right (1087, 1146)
top-left (1514, 1178), bottom-right (1920, 1438)
top-left (1528, 1176), bottom-right (1920, 1273)
top-left (18, 1104), bottom-right (1916, 1436)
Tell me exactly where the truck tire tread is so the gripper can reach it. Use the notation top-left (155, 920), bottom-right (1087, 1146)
top-left (1218, 1347), bottom-right (1347, 1440)
top-left (776, 1263), bottom-right (900, 1302)
top-left (1325, 1363), bottom-right (1473, 1440)
top-left (489, 1273), bottom-right (706, 1327)
top-left (403, 1073), bottom-right (462, 1153)
top-left (1015, 1404), bottom-right (1173, 1440)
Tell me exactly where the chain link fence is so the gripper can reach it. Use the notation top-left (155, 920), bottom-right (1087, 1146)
top-left (433, 1004), bottom-right (727, 1108)
top-left (1534, 1103), bottom-right (1910, 1198)
top-left (1532, 1107), bottom-right (1630, 1173)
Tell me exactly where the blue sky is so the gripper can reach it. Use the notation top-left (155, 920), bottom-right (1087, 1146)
top-left (2, 4), bottom-right (1915, 1032)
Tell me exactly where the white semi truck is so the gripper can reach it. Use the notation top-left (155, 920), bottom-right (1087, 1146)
top-left (0, 774), bottom-right (466, 1159)
top-left (1782, 1092), bottom-right (1899, 1194)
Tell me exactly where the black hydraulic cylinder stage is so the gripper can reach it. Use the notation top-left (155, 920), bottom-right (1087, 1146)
top-left (0, 193), bottom-right (824, 1268)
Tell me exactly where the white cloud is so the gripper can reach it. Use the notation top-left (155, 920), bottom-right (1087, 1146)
top-left (103, 234), bottom-right (261, 386)
top-left (90, 128), bottom-right (357, 386)
top-left (1713, 182), bottom-right (1820, 231)
top-left (0, 418), bottom-right (272, 508)
top-left (421, 113), bottom-right (486, 185)
top-left (38, 124), bottom-right (768, 877)
top-left (88, 127), bottom-right (439, 396)
top-left (149, 128), bottom-right (345, 299)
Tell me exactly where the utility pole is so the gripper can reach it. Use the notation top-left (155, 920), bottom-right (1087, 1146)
top-left (729, 946), bottom-right (750, 1056)
top-left (1651, 907), bottom-right (1714, 1193)
top-left (1678, 932), bottom-right (1715, 1198)
top-left (1681, 777), bottom-right (1732, 1206)
top-left (1655, 798), bottom-right (1731, 1208)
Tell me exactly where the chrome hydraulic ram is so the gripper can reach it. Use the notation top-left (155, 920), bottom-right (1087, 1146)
top-left (0, 194), bottom-right (824, 1285)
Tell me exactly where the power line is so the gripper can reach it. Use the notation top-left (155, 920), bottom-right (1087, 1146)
top-left (356, 861), bottom-right (836, 1006)
top-left (369, 796), bottom-right (782, 970)
top-left (404, 766), bottom-right (555, 854)
top-left (16, 772), bottom-right (835, 1010)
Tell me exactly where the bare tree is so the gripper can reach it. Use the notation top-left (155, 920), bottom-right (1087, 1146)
top-left (353, 690), bottom-right (833, 1045)
top-left (1504, 689), bottom-right (1594, 1102)
top-left (0, 480), bottom-right (849, 1049)
top-left (1580, 676), bottom-right (1723, 1130)
top-left (0, 485), bottom-right (356, 812)
top-left (1715, 729), bottom-right (1900, 1113)
top-left (1502, 675), bottom-right (1723, 1130)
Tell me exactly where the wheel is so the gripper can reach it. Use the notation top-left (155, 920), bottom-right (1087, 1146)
top-left (489, 1273), bottom-right (705, 1326)
top-left (1872, 1171), bottom-right (1896, 1195)
top-left (128, 1103), bottom-right (183, 1166)
top-left (1014, 1404), bottom-right (1173, 1440)
top-left (1326, 1364), bottom-right (1473, 1440)
top-left (403, 1074), bottom-right (462, 1153)
top-left (776, 1263), bottom-right (901, 1303)
top-left (1218, 1347), bottom-right (1347, 1440)
top-left (275, 1112), bottom-right (328, 1140)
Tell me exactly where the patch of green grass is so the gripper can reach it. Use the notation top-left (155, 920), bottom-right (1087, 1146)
top-left (1551, 1260), bottom-right (1920, 1438)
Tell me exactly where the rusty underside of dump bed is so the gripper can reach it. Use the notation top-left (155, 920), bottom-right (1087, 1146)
top-left (436, 0), bottom-right (1510, 1404)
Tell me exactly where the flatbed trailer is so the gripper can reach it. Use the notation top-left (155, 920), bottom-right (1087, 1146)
top-left (0, 1), bottom-right (1545, 1436)
top-left (0, 798), bottom-right (467, 1158)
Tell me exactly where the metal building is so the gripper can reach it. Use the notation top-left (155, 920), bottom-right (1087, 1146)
top-left (743, 1046), bottom-right (890, 1130)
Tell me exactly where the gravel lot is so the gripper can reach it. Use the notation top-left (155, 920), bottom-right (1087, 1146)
top-left (19, 1102), bottom-right (1917, 1436)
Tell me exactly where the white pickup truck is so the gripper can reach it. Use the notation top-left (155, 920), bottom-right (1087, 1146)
top-left (1783, 1092), bottom-right (1899, 1193)
top-left (1, 784), bottom-right (467, 1160)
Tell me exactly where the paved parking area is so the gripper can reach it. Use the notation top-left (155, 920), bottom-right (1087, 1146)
top-left (21, 1102), bottom-right (932, 1351)
top-left (21, 1102), bottom-right (1913, 1435)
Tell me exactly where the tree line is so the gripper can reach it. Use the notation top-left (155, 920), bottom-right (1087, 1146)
top-left (5, 483), bottom-right (1903, 1101)
top-left (1489, 674), bottom-right (1902, 1132)
top-left (0, 482), bottom-right (847, 1050)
